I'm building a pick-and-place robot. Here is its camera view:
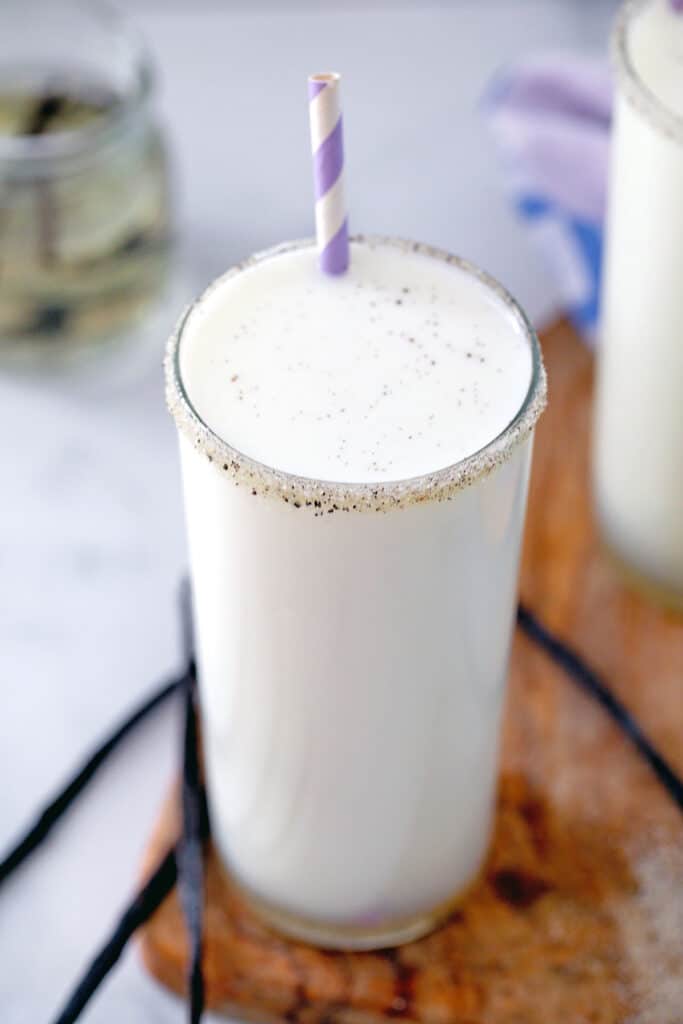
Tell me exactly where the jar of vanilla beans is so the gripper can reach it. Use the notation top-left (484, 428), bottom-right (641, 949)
top-left (0, 0), bottom-right (173, 365)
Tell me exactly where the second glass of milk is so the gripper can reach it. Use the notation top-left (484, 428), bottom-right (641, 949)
top-left (167, 236), bottom-right (546, 950)
top-left (594, 0), bottom-right (683, 608)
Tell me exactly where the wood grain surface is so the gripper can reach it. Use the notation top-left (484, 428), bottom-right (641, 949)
top-left (139, 321), bottom-right (683, 1023)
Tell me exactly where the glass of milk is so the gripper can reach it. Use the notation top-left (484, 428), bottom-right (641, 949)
top-left (594, 0), bottom-right (683, 608)
top-left (167, 236), bottom-right (546, 950)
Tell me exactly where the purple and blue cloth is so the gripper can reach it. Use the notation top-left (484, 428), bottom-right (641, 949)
top-left (485, 54), bottom-right (613, 343)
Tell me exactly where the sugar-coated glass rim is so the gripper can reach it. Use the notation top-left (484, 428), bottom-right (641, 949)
top-left (0, 0), bottom-right (155, 170)
top-left (166, 236), bottom-right (547, 514)
top-left (613, 0), bottom-right (683, 143)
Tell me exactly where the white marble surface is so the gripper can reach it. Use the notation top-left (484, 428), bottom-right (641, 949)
top-left (0, 3), bottom-right (615, 1021)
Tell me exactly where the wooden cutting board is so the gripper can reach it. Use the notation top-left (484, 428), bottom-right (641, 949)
top-left (139, 321), bottom-right (683, 1024)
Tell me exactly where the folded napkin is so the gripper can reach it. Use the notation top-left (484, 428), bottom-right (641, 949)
top-left (485, 55), bottom-right (613, 343)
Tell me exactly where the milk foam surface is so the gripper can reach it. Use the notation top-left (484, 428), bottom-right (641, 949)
top-left (180, 240), bottom-right (531, 483)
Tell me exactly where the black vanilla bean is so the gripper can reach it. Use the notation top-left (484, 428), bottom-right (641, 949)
top-left (0, 673), bottom-right (184, 888)
top-left (176, 577), bottom-right (207, 1021)
top-left (0, 581), bottom-right (196, 888)
top-left (23, 93), bottom-right (66, 267)
top-left (43, 581), bottom-right (198, 1024)
top-left (177, 678), bottom-right (207, 1023)
top-left (178, 576), bottom-right (196, 676)
top-left (51, 846), bottom-right (178, 1024)
top-left (24, 93), bottom-right (66, 136)
top-left (518, 603), bottom-right (683, 812)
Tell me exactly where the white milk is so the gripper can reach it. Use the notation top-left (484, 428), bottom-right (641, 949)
top-left (595, 0), bottom-right (683, 604)
top-left (168, 237), bottom-right (545, 948)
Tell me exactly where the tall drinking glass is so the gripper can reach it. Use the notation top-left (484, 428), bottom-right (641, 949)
top-left (594, 0), bottom-right (683, 607)
top-left (167, 236), bottom-right (546, 950)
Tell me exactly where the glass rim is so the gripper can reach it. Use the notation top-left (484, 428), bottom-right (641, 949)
top-left (0, 0), bottom-right (155, 170)
top-left (613, 0), bottom-right (683, 143)
top-left (166, 236), bottom-right (547, 515)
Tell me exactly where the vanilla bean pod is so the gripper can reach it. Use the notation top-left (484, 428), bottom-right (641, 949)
top-left (0, 673), bottom-right (184, 887)
top-left (51, 847), bottom-right (178, 1024)
top-left (178, 676), bottom-right (207, 1023)
top-left (518, 603), bottom-right (683, 812)
top-left (176, 577), bottom-right (207, 1021)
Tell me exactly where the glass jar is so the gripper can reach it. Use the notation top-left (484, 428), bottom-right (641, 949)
top-left (0, 0), bottom-right (173, 365)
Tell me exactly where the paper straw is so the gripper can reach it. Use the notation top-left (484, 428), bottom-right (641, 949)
top-left (308, 72), bottom-right (349, 275)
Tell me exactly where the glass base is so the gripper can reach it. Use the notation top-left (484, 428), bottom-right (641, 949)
top-left (226, 872), bottom-right (479, 952)
top-left (598, 526), bottom-right (683, 615)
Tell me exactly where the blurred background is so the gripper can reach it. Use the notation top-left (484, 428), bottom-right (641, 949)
top-left (0, 2), bottom-right (618, 1021)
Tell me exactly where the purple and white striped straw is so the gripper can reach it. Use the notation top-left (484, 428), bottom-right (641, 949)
top-left (308, 72), bottom-right (349, 275)
top-left (672, 0), bottom-right (683, 12)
